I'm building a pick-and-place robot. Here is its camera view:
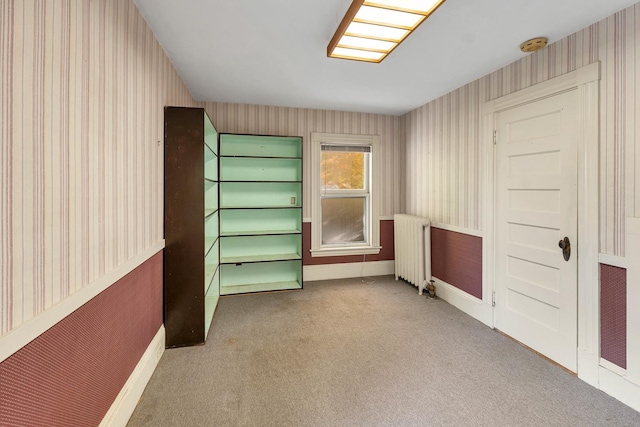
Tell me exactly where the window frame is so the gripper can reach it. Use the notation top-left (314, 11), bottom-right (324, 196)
top-left (310, 132), bottom-right (381, 257)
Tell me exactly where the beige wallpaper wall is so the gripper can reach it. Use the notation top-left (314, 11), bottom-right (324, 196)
top-left (5, 0), bottom-right (634, 340)
top-left (0, 0), bottom-right (195, 336)
top-left (404, 4), bottom-right (640, 257)
top-left (202, 102), bottom-right (405, 219)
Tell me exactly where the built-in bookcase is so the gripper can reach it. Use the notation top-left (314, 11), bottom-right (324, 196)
top-left (164, 107), bottom-right (220, 348)
top-left (218, 134), bottom-right (303, 295)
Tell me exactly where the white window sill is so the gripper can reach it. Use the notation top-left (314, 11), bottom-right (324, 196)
top-left (310, 246), bottom-right (381, 257)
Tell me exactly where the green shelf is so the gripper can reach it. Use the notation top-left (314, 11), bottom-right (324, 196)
top-left (204, 263), bottom-right (218, 292)
top-left (205, 181), bottom-right (218, 212)
top-left (205, 236), bottom-right (216, 255)
top-left (220, 157), bottom-right (301, 182)
top-left (220, 281), bottom-right (301, 295)
top-left (204, 113), bottom-right (218, 156)
top-left (219, 260), bottom-right (302, 295)
top-left (220, 208), bottom-right (301, 236)
top-left (205, 263), bottom-right (220, 293)
top-left (220, 234), bottom-right (301, 264)
top-left (220, 134), bottom-right (302, 158)
top-left (204, 293), bottom-right (219, 338)
top-left (220, 182), bottom-right (301, 209)
top-left (204, 144), bottom-right (217, 182)
top-left (221, 253), bottom-right (301, 264)
top-left (205, 214), bottom-right (219, 252)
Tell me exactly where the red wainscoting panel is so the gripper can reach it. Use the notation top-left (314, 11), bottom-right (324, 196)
top-left (0, 251), bottom-right (163, 427)
top-left (302, 220), bottom-right (394, 265)
top-left (600, 264), bottom-right (627, 369)
top-left (431, 227), bottom-right (482, 299)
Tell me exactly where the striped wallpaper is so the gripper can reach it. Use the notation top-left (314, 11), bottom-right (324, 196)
top-left (3, 0), bottom-right (636, 341)
top-left (403, 3), bottom-right (640, 257)
top-left (0, 0), bottom-right (195, 336)
top-left (202, 102), bottom-right (405, 218)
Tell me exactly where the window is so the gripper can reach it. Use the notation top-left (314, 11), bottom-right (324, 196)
top-left (321, 145), bottom-right (369, 245)
top-left (311, 133), bottom-right (381, 257)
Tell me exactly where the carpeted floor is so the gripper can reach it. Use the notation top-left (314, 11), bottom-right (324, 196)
top-left (128, 276), bottom-right (640, 426)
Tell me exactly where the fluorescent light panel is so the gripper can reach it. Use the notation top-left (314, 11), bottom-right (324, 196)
top-left (355, 6), bottom-right (424, 28)
top-left (332, 47), bottom-right (386, 62)
top-left (327, 0), bottom-right (446, 63)
top-left (338, 36), bottom-right (396, 52)
top-left (346, 22), bottom-right (408, 41)
top-left (365, 0), bottom-right (442, 14)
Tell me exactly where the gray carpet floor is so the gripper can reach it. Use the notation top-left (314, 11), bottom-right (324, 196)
top-left (128, 276), bottom-right (640, 426)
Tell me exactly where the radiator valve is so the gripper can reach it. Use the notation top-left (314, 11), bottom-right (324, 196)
top-left (426, 280), bottom-right (436, 300)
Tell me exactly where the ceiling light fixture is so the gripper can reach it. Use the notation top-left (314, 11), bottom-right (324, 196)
top-left (327, 0), bottom-right (447, 63)
top-left (519, 37), bottom-right (548, 53)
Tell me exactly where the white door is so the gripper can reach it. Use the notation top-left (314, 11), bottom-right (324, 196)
top-left (494, 90), bottom-right (578, 372)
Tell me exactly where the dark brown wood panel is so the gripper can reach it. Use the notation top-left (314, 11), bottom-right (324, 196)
top-left (164, 106), bottom-right (206, 348)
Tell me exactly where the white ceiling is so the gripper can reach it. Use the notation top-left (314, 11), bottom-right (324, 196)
top-left (134, 0), bottom-right (637, 115)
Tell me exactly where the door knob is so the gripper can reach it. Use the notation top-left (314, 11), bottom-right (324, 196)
top-left (558, 237), bottom-right (570, 261)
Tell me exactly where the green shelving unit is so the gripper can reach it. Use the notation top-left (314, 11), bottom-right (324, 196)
top-left (203, 117), bottom-right (220, 339)
top-left (219, 208), bottom-right (301, 236)
top-left (219, 182), bottom-right (302, 209)
top-left (219, 134), bottom-right (303, 295)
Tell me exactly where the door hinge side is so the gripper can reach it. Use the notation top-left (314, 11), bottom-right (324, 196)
top-left (493, 130), bottom-right (497, 145)
top-left (492, 292), bottom-right (496, 307)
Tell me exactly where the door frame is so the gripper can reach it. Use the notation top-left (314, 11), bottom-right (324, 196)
top-left (481, 61), bottom-right (601, 385)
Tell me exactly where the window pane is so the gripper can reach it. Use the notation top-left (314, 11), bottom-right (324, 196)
top-left (321, 151), bottom-right (367, 190)
top-left (322, 197), bottom-right (366, 244)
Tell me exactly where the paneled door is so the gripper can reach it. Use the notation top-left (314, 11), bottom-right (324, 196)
top-left (494, 90), bottom-right (578, 372)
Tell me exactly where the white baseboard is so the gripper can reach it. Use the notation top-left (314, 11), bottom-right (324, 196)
top-left (304, 260), bottom-right (394, 281)
top-left (432, 278), bottom-right (493, 327)
top-left (599, 365), bottom-right (640, 412)
top-left (627, 217), bottom-right (640, 383)
top-left (600, 358), bottom-right (627, 376)
top-left (577, 349), bottom-right (600, 387)
top-left (100, 326), bottom-right (165, 427)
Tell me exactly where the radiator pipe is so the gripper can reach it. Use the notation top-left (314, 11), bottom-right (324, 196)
top-left (426, 280), bottom-right (436, 299)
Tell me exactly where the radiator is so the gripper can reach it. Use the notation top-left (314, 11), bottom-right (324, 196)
top-left (394, 214), bottom-right (431, 295)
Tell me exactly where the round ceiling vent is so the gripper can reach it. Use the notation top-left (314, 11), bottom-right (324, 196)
top-left (520, 37), bottom-right (548, 53)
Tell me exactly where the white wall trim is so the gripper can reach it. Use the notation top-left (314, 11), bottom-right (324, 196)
top-left (481, 62), bottom-right (601, 381)
top-left (304, 260), bottom-right (394, 281)
top-left (626, 217), bottom-right (640, 384)
top-left (600, 358), bottom-right (627, 376)
top-left (431, 277), bottom-right (493, 327)
top-left (578, 349), bottom-right (600, 387)
top-left (304, 216), bottom-right (394, 223)
top-left (481, 62), bottom-right (600, 116)
top-left (577, 69), bottom-right (602, 377)
top-left (0, 241), bottom-right (165, 363)
top-left (310, 246), bottom-right (382, 257)
top-left (599, 365), bottom-right (640, 412)
top-left (481, 107), bottom-right (496, 311)
top-left (99, 326), bottom-right (165, 427)
top-left (598, 253), bottom-right (628, 269)
top-left (431, 222), bottom-right (483, 238)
